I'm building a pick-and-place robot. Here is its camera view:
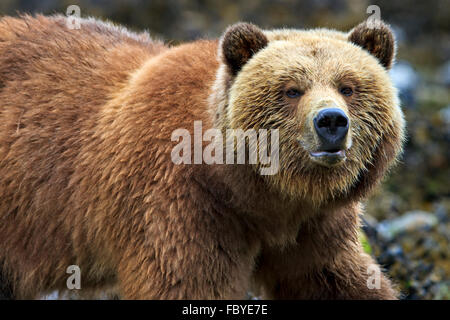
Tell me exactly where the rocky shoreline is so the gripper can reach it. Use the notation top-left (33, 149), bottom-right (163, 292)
top-left (363, 202), bottom-right (449, 299)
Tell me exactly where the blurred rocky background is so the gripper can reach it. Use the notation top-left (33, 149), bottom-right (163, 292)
top-left (1, 0), bottom-right (448, 300)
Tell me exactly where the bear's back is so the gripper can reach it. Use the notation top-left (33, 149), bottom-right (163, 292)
top-left (0, 15), bottom-right (168, 207)
top-left (0, 16), bottom-right (221, 297)
top-left (0, 16), bottom-right (170, 293)
top-left (0, 14), bottom-right (166, 101)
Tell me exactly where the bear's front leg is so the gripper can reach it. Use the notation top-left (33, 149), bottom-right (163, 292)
top-left (254, 203), bottom-right (398, 300)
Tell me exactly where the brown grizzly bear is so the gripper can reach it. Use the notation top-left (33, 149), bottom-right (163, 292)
top-left (0, 15), bottom-right (404, 299)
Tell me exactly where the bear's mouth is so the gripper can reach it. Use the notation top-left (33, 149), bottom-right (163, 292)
top-left (309, 149), bottom-right (346, 167)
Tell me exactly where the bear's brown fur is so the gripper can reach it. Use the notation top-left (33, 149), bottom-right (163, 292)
top-left (0, 15), bottom-right (404, 299)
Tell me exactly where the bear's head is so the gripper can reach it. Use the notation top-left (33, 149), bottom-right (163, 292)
top-left (211, 20), bottom-right (405, 205)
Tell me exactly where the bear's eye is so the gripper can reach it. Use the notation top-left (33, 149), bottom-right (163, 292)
top-left (285, 88), bottom-right (303, 98)
top-left (340, 87), bottom-right (353, 96)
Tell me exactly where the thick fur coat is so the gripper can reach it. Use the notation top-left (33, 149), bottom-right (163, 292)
top-left (0, 15), bottom-right (404, 299)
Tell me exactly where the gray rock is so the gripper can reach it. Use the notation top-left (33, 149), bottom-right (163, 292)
top-left (377, 211), bottom-right (438, 240)
top-left (390, 61), bottom-right (420, 91)
top-left (439, 60), bottom-right (450, 86)
top-left (439, 105), bottom-right (450, 126)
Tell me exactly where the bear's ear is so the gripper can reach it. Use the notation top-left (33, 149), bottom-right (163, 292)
top-left (348, 20), bottom-right (396, 69)
top-left (220, 22), bottom-right (268, 76)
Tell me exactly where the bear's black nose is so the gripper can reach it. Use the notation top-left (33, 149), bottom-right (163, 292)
top-left (313, 108), bottom-right (349, 152)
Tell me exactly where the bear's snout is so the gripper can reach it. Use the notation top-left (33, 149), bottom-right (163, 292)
top-left (313, 108), bottom-right (349, 152)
